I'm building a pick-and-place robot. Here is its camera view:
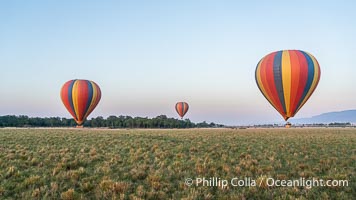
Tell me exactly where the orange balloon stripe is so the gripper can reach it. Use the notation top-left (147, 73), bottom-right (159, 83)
top-left (259, 53), bottom-right (286, 117)
top-left (290, 51), bottom-right (308, 116)
top-left (60, 80), bottom-right (77, 120)
top-left (255, 61), bottom-right (277, 112)
top-left (77, 81), bottom-right (89, 122)
top-left (289, 50), bottom-right (301, 116)
top-left (259, 55), bottom-right (277, 109)
top-left (256, 55), bottom-right (283, 117)
top-left (294, 52), bottom-right (320, 115)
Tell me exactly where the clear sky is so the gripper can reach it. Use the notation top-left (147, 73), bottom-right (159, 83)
top-left (1, 0), bottom-right (355, 125)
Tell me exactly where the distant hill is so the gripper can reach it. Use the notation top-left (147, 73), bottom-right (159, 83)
top-left (290, 110), bottom-right (356, 124)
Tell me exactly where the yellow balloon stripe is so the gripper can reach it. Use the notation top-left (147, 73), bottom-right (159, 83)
top-left (72, 81), bottom-right (80, 120)
top-left (281, 50), bottom-right (292, 117)
top-left (91, 82), bottom-right (99, 111)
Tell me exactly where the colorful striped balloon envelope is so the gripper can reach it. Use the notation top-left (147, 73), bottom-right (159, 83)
top-left (175, 102), bottom-right (189, 119)
top-left (255, 50), bottom-right (321, 121)
top-left (60, 79), bottom-right (101, 126)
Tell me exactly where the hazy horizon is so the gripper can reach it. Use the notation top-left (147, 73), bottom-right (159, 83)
top-left (1, 1), bottom-right (355, 125)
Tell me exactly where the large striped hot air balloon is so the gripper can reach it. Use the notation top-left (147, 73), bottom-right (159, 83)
top-left (60, 79), bottom-right (101, 126)
top-left (175, 102), bottom-right (189, 119)
top-left (255, 50), bottom-right (321, 121)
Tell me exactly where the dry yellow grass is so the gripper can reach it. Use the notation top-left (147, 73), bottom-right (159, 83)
top-left (0, 128), bottom-right (355, 199)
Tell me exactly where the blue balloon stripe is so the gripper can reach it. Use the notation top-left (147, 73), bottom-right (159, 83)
top-left (273, 51), bottom-right (286, 114)
top-left (84, 80), bottom-right (94, 118)
top-left (68, 80), bottom-right (76, 118)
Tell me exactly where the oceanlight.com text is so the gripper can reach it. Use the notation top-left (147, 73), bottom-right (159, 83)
top-left (185, 177), bottom-right (349, 189)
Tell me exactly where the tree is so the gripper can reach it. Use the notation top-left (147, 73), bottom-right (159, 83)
top-left (0, 115), bottom-right (224, 128)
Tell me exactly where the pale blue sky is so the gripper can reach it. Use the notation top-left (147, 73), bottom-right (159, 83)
top-left (0, 0), bottom-right (355, 125)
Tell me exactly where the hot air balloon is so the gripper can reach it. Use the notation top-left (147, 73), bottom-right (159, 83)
top-left (255, 50), bottom-right (321, 124)
top-left (175, 102), bottom-right (189, 119)
top-left (60, 79), bottom-right (101, 127)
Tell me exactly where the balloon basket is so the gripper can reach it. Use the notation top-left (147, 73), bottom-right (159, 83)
top-left (285, 122), bottom-right (292, 128)
top-left (76, 125), bottom-right (84, 128)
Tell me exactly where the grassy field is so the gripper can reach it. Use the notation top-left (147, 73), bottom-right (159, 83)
top-left (0, 128), bottom-right (355, 199)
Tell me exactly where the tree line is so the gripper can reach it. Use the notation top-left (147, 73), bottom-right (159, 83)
top-left (0, 115), bottom-right (224, 128)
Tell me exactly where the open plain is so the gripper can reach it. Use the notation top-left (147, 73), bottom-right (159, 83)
top-left (0, 128), bottom-right (355, 199)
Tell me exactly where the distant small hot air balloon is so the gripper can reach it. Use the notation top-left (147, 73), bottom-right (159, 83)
top-left (60, 79), bottom-right (101, 127)
top-left (255, 50), bottom-right (321, 124)
top-left (175, 102), bottom-right (189, 119)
